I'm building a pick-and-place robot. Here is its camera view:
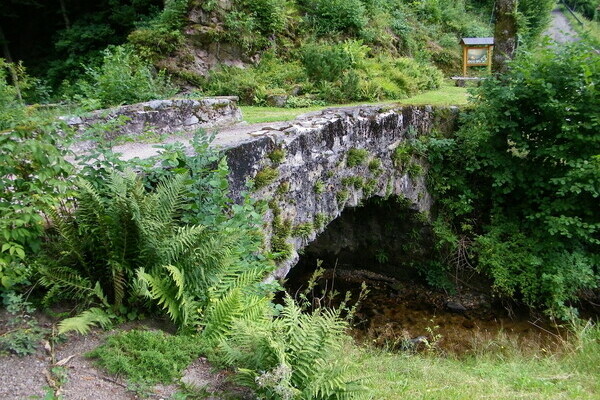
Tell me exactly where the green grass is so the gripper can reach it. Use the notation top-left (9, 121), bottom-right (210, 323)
top-left (240, 82), bottom-right (468, 124)
top-left (353, 325), bottom-right (600, 400)
top-left (396, 82), bottom-right (469, 106)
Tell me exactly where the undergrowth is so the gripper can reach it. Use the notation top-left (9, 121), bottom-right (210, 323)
top-left (87, 330), bottom-right (202, 385)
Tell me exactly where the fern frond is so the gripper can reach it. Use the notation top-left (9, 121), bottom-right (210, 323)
top-left (38, 265), bottom-right (94, 301)
top-left (150, 172), bottom-right (188, 226)
top-left (201, 288), bottom-right (243, 342)
top-left (137, 265), bottom-right (196, 327)
top-left (58, 307), bottom-right (113, 335)
top-left (159, 225), bottom-right (207, 266)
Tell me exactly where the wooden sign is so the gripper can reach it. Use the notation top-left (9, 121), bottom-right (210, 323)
top-left (460, 37), bottom-right (494, 76)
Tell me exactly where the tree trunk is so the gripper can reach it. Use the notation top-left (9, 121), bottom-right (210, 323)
top-left (493, 0), bottom-right (518, 75)
top-left (59, 0), bottom-right (71, 29)
top-left (0, 24), bottom-right (23, 102)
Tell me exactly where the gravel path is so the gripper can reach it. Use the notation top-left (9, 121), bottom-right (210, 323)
top-left (544, 8), bottom-right (579, 44)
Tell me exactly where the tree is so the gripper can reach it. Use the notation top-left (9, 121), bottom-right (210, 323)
top-left (492, 0), bottom-right (518, 74)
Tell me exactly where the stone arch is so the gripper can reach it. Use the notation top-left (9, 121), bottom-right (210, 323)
top-left (224, 105), bottom-right (458, 278)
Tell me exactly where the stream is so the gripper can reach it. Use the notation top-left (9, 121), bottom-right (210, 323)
top-left (285, 265), bottom-right (565, 355)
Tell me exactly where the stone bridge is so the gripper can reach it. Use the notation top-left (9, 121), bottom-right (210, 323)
top-left (71, 99), bottom-right (458, 278)
top-left (222, 105), bottom-right (458, 278)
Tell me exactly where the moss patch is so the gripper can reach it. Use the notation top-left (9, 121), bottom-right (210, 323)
top-left (254, 167), bottom-right (279, 190)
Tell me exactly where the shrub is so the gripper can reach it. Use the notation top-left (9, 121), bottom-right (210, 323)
top-left (301, 40), bottom-right (368, 84)
top-left (74, 46), bottom-right (176, 109)
top-left (299, 0), bottom-right (367, 35)
top-left (431, 41), bottom-right (600, 317)
top-left (564, 0), bottom-right (599, 20)
top-left (242, 0), bottom-right (288, 35)
top-left (0, 68), bottom-right (74, 289)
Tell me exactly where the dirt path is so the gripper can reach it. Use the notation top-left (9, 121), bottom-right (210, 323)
top-left (544, 8), bottom-right (579, 44)
top-left (1, 315), bottom-right (251, 400)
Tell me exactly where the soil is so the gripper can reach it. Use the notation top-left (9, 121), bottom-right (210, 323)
top-left (0, 314), bottom-right (252, 400)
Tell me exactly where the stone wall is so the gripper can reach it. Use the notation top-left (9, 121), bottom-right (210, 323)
top-left (63, 97), bottom-right (241, 144)
top-left (220, 105), bottom-right (459, 278)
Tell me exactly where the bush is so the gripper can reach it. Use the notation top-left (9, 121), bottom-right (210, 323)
top-left (431, 41), bottom-right (600, 317)
top-left (74, 46), bottom-right (177, 109)
top-left (301, 40), bottom-right (368, 83)
top-left (517, 0), bottom-right (556, 44)
top-left (0, 65), bottom-right (74, 290)
top-left (299, 0), bottom-right (367, 35)
top-left (243, 0), bottom-right (288, 35)
top-left (204, 55), bottom-right (307, 105)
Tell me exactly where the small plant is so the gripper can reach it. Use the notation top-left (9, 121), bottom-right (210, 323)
top-left (293, 223), bottom-right (313, 240)
top-left (424, 322), bottom-right (443, 353)
top-left (391, 144), bottom-right (412, 171)
top-left (326, 170), bottom-right (335, 179)
top-left (276, 181), bottom-right (290, 195)
top-left (336, 190), bottom-right (349, 205)
top-left (0, 293), bottom-right (47, 356)
top-left (363, 178), bottom-right (379, 197)
top-left (313, 213), bottom-right (327, 231)
top-left (347, 148), bottom-right (370, 167)
top-left (271, 215), bottom-right (293, 261)
top-left (375, 250), bottom-right (389, 264)
top-left (268, 148), bottom-right (286, 164)
top-left (407, 162), bottom-right (424, 179)
top-left (341, 176), bottom-right (364, 189)
top-left (254, 167), bottom-right (279, 190)
top-left (368, 158), bottom-right (382, 174)
top-left (313, 180), bottom-right (325, 194)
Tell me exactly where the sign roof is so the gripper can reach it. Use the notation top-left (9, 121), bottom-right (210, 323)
top-left (461, 37), bottom-right (494, 46)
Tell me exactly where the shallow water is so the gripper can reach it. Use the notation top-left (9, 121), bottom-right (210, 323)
top-left (286, 268), bottom-right (565, 355)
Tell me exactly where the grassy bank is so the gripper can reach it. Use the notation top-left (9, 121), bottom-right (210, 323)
top-left (240, 82), bottom-right (469, 124)
top-left (85, 321), bottom-right (600, 399)
top-left (352, 322), bottom-right (600, 399)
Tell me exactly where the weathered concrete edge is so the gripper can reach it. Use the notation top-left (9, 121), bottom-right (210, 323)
top-left (63, 97), bottom-right (242, 152)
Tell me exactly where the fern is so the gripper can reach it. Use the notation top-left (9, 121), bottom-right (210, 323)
top-left (137, 265), bottom-right (198, 327)
top-left (215, 296), bottom-right (370, 399)
top-left (58, 307), bottom-right (114, 335)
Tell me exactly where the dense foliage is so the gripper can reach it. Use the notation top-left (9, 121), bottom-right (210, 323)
top-left (0, 63), bottom-right (74, 290)
top-left (564, 0), bottom-right (600, 20)
top-left (428, 41), bottom-right (600, 317)
top-left (71, 45), bottom-right (177, 109)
